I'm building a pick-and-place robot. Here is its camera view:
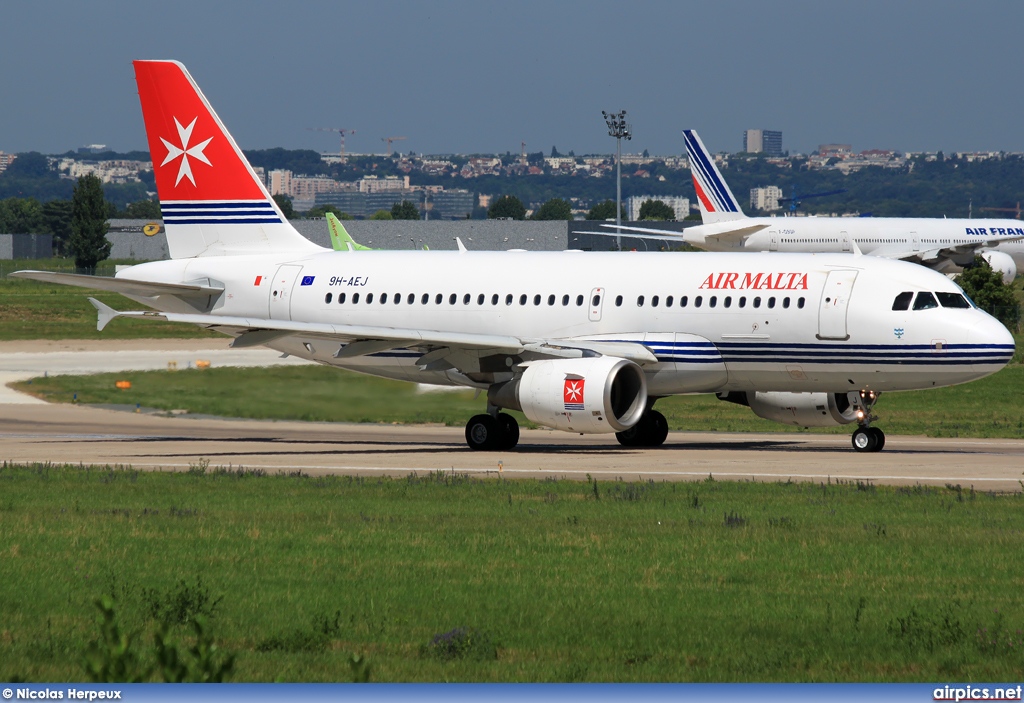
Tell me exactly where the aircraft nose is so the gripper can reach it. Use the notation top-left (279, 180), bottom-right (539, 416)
top-left (968, 314), bottom-right (1015, 366)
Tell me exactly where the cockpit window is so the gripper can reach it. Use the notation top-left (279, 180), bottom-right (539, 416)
top-left (936, 292), bottom-right (971, 309)
top-left (912, 292), bottom-right (939, 311)
top-left (892, 291), bottom-right (913, 311)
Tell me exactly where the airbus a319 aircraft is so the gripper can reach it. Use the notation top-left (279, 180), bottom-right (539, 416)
top-left (610, 130), bottom-right (1024, 284)
top-left (14, 61), bottom-right (1016, 453)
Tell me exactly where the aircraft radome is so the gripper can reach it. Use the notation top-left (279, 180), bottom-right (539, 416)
top-left (13, 61), bottom-right (1016, 453)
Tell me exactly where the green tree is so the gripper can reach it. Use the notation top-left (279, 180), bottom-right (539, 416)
top-left (585, 199), bottom-right (623, 220)
top-left (391, 200), bottom-right (421, 220)
top-left (370, 209), bottom-right (393, 220)
top-left (958, 259), bottom-right (1021, 330)
top-left (121, 200), bottom-right (162, 219)
top-left (532, 197), bottom-right (572, 220)
top-left (68, 175), bottom-right (111, 273)
top-left (305, 204), bottom-right (342, 219)
top-left (42, 199), bottom-right (73, 254)
top-left (0, 197), bottom-right (45, 233)
top-left (639, 199), bottom-right (676, 221)
top-left (487, 194), bottom-right (526, 220)
top-left (272, 194), bottom-right (294, 219)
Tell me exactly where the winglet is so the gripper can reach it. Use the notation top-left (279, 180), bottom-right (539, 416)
top-left (849, 237), bottom-right (863, 257)
top-left (455, 237), bottom-right (467, 252)
top-left (88, 297), bottom-right (120, 332)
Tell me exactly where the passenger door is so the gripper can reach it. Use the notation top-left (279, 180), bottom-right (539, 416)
top-left (817, 269), bottom-right (858, 340)
top-left (269, 264), bottom-right (303, 320)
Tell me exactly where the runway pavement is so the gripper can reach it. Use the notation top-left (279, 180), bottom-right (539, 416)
top-left (1, 340), bottom-right (1022, 490)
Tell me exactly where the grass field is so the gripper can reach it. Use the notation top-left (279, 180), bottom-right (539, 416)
top-left (0, 464), bottom-right (1022, 682)
top-left (14, 363), bottom-right (1024, 438)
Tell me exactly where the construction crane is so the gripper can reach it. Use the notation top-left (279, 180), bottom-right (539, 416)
top-left (307, 127), bottom-right (356, 158)
top-left (979, 202), bottom-right (1022, 219)
top-left (381, 136), bottom-right (407, 156)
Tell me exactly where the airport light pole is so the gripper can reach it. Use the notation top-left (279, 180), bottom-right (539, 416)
top-left (603, 110), bottom-right (631, 250)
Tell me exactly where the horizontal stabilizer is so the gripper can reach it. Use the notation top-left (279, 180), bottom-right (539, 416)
top-left (11, 270), bottom-right (223, 300)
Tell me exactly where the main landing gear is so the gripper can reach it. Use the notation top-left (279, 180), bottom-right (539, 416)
top-left (615, 408), bottom-right (668, 448)
top-left (850, 390), bottom-right (885, 453)
top-left (465, 407), bottom-right (520, 451)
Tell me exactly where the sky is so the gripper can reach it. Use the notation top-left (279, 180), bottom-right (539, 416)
top-left (3, 0), bottom-right (1024, 158)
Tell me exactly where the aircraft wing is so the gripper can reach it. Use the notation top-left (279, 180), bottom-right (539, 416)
top-left (595, 222), bottom-right (768, 245)
top-left (87, 299), bottom-right (660, 369)
top-left (10, 270), bottom-right (224, 300)
top-left (885, 235), bottom-right (1024, 264)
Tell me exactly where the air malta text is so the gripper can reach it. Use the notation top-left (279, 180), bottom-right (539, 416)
top-left (699, 272), bottom-right (809, 290)
top-left (966, 227), bottom-right (1024, 236)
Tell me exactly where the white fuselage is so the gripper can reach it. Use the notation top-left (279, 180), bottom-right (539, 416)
top-left (121, 250), bottom-right (1014, 396)
top-left (687, 217), bottom-right (1024, 270)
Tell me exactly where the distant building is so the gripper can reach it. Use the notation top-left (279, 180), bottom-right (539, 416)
top-left (818, 144), bottom-right (853, 157)
top-left (626, 195), bottom-right (690, 221)
top-left (743, 129), bottom-right (783, 156)
top-left (429, 189), bottom-right (474, 219)
top-left (268, 169), bottom-right (292, 196)
top-left (0, 152), bottom-right (15, 174)
top-left (750, 185), bottom-right (783, 212)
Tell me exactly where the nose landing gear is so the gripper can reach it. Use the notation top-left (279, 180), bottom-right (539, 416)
top-left (851, 390), bottom-right (885, 452)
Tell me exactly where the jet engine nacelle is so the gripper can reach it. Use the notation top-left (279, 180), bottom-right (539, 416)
top-left (488, 357), bottom-right (647, 433)
top-left (980, 250), bottom-right (1017, 285)
top-left (718, 391), bottom-right (860, 428)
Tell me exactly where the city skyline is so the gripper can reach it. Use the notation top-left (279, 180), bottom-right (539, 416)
top-left (3, 1), bottom-right (1024, 158)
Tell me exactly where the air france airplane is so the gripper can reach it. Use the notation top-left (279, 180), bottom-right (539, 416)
top-left (13, 61), bottom-right (1016, 453)
top-left (611, 130), bottom-right (1024, 284)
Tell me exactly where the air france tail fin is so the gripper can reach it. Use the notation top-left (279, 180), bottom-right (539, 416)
top-left (325, 212), bottom-right (372, 251)
top-left (133, 60), bottom-right (324, 259)
top-left (682, 129), bottom-right (746, 224)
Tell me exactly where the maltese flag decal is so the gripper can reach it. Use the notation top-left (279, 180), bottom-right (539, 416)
top-left (563, 377), bottom-right (585, 411)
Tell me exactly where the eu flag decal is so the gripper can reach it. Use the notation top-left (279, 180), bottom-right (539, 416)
top-left (300, 275), bottom-right (315, 286)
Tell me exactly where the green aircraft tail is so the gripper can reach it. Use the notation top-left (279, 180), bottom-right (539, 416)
top-left (326, 212), bottom-right (373, 251)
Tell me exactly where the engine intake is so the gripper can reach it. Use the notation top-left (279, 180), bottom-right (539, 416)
top-left (718, 391), bottom-right (860, 427)
top-left (489, 357), bottom-right (647, 433)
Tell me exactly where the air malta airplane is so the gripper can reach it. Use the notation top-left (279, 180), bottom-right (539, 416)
top-left (13, 61), bottom-right (1016, 453)
top-left (612, 130), bottom-right (1024, 284)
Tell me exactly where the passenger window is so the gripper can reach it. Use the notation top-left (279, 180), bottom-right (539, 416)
top-left (767, 297), bottom-right (776, 309)
top-left (563, 294), bottom-right (570, 306)
top-left (353, 292), bottom-right (360, 304)
top-left (783, 297), bottom-right (790, 309)
top-left (615, 295), bottom-right (623, 306)
top-left (505, 294), bottom-right (513, 305)
top-left (491, 294), bottom-right (499, 305)
top-left (477, 294), bottom-right (484, 305)
top-left (576, 295), bottom-right (584, 306)
top-left (380, 293), bottom-right (388, 304)
top-left (519, 294), bottom-right (527, 305)
top-left (394, 293), bottom-right (400, 305)
top-left (338, 292), bottom-right (346, 304)
top-left (533, 294), bottom-right (541, 305)
top-left (695, 296), bottom-right (703, 308)
top-left (936, 292), bottom-right (971, 309)
top-left (680, 296), bottom-right (688, 307)
top-left (592, 294), bottom-right (601, 306)
top-left (797, 297), bottom-right (805, 309)
top-left (652, 295), bottom-right (660, 307)
top-left (709, 296), bottom-right (717, 308)
top-left (637, 295), bottom-right (645, 307)
top-left (738, 296), bottom-right (746, 308)
top-left (913, 292), bottom-right (939, 310)
top-left (724, 296), bottom-right (732, 308)
top-left (366, 293), bottom-right (374, 304)
top-left (666, 296), bottom-right (673, 307)
top-left (421, 293), bottom-right (429, 304)
top-left (325, 292), bottom-right (333, 304)
top-left (435, 294), bottom-right (443, 304)
top-left (753, 296), bottom-right (761, 308)
top-left (449, 294), bottom-right (457, 305)
top-left (548, 294), bottom-right (555, 306)
top-left (892, 291), bottom-right (913, 311)
top-left (463, 293), bottom-right (470, 304)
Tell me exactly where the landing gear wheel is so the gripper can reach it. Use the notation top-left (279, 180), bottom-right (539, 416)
top-left (646, 410), bottom-right (668, 447)
top-left (852, 427), bottom-right (881, 453)
top-left (496, 412), bottom-right (520, 450)
top-left (616, 410), bottom-right (668, 448)
top-left (868, 426), bottom-right (885, 451)
top-left (465, 414), bottom-right (499, 451)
